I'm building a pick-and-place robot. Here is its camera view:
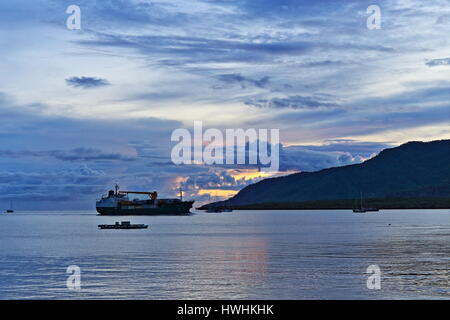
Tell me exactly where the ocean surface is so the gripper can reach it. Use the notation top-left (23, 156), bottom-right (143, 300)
top-left (0, 209), bottom-right (448, 299)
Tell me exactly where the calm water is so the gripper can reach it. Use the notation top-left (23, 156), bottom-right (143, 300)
top-left (0, 209), bottom-right (448, 299)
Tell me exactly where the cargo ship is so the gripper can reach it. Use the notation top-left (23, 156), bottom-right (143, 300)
top-left (96, 185), bottom-right (193, 215)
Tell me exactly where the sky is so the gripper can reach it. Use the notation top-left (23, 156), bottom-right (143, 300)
top-left (0, 0), bottom-right (449, 210)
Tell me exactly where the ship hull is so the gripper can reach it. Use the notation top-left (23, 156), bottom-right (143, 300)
top-left (96, 201), bottom-right (193, 216)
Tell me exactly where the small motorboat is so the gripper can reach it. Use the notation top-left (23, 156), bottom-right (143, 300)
top-left (98, 221), bottom-right (148, 229)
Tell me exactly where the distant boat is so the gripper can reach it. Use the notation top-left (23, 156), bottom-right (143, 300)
top-left (4, 201), bottom-right (14, 213)
top-left (353, 192), bottom-right (379, 213)
top-left (98, 221), bottom-right (148, 229)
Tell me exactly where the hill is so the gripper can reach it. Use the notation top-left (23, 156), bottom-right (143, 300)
top-left (201, 140), bottom-right (450, 209)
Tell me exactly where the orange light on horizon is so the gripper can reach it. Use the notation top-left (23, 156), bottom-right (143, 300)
top-left (229, 168), bottom-right (298, 181)
top-left (229, 169), bottom-right (273, 181)
top-left (197, 189), bottom-right (239, 199)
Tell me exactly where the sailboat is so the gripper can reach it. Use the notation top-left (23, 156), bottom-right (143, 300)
top-left (353, 192), bottom-right (379, 213)
top-left (5, 201), bottom-right (14, 213)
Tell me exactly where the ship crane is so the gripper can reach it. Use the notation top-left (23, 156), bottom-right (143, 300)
top-left (119, 190), bottom-right (158, 200)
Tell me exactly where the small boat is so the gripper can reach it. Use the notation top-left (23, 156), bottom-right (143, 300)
top-left (98, 221), bottom-right (148, 229)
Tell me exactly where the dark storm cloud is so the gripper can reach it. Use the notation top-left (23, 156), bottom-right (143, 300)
top-left (65, 76), bottom-right (110, 89)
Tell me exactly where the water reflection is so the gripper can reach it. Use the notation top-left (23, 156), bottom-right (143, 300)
top-left (360, 225), bottom-right (449, 297)
top-left (0, 210), bottom-right (448, 299)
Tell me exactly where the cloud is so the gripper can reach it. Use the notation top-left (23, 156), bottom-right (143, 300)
top-left (436, 14), bottom-right (450, 25)
top-left (304, 140), bottom-right (390, 158)
top-left (298, 60), bottom-right (346, 67)
top-left (245, 95), bottom-right (340, 109)
top-left (353, 85), bottom-right (450, 107)
top-left (76, 33), bottom-right (318, 66)
top-left (0, 164), bottom-right (109, 206)
top-left (1, 0), bottom-right (449, 209)
top-left (215, 73), bottom-right (270, 89)
top-left (77, 31), bottom-right (394, 69)
top-left (425, 58), bottom-right (450, 67)
top-left (65, 76), bottom-right (110, 89)
top-left (279, 146), bottom-right (362, 172)
top-left (278, 140), bottom-right (393, 171)
top-left (0, 93), bottom-right (190, 209)
top-left (184, 170), bottom-right (238, 190)
top-left (48, 148), bottom-right (136, 162)
top-left (0, 148), bottom-right (137, 162)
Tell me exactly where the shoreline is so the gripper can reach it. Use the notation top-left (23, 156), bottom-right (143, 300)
top-left (199, 197), bottom-right (450, 211)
